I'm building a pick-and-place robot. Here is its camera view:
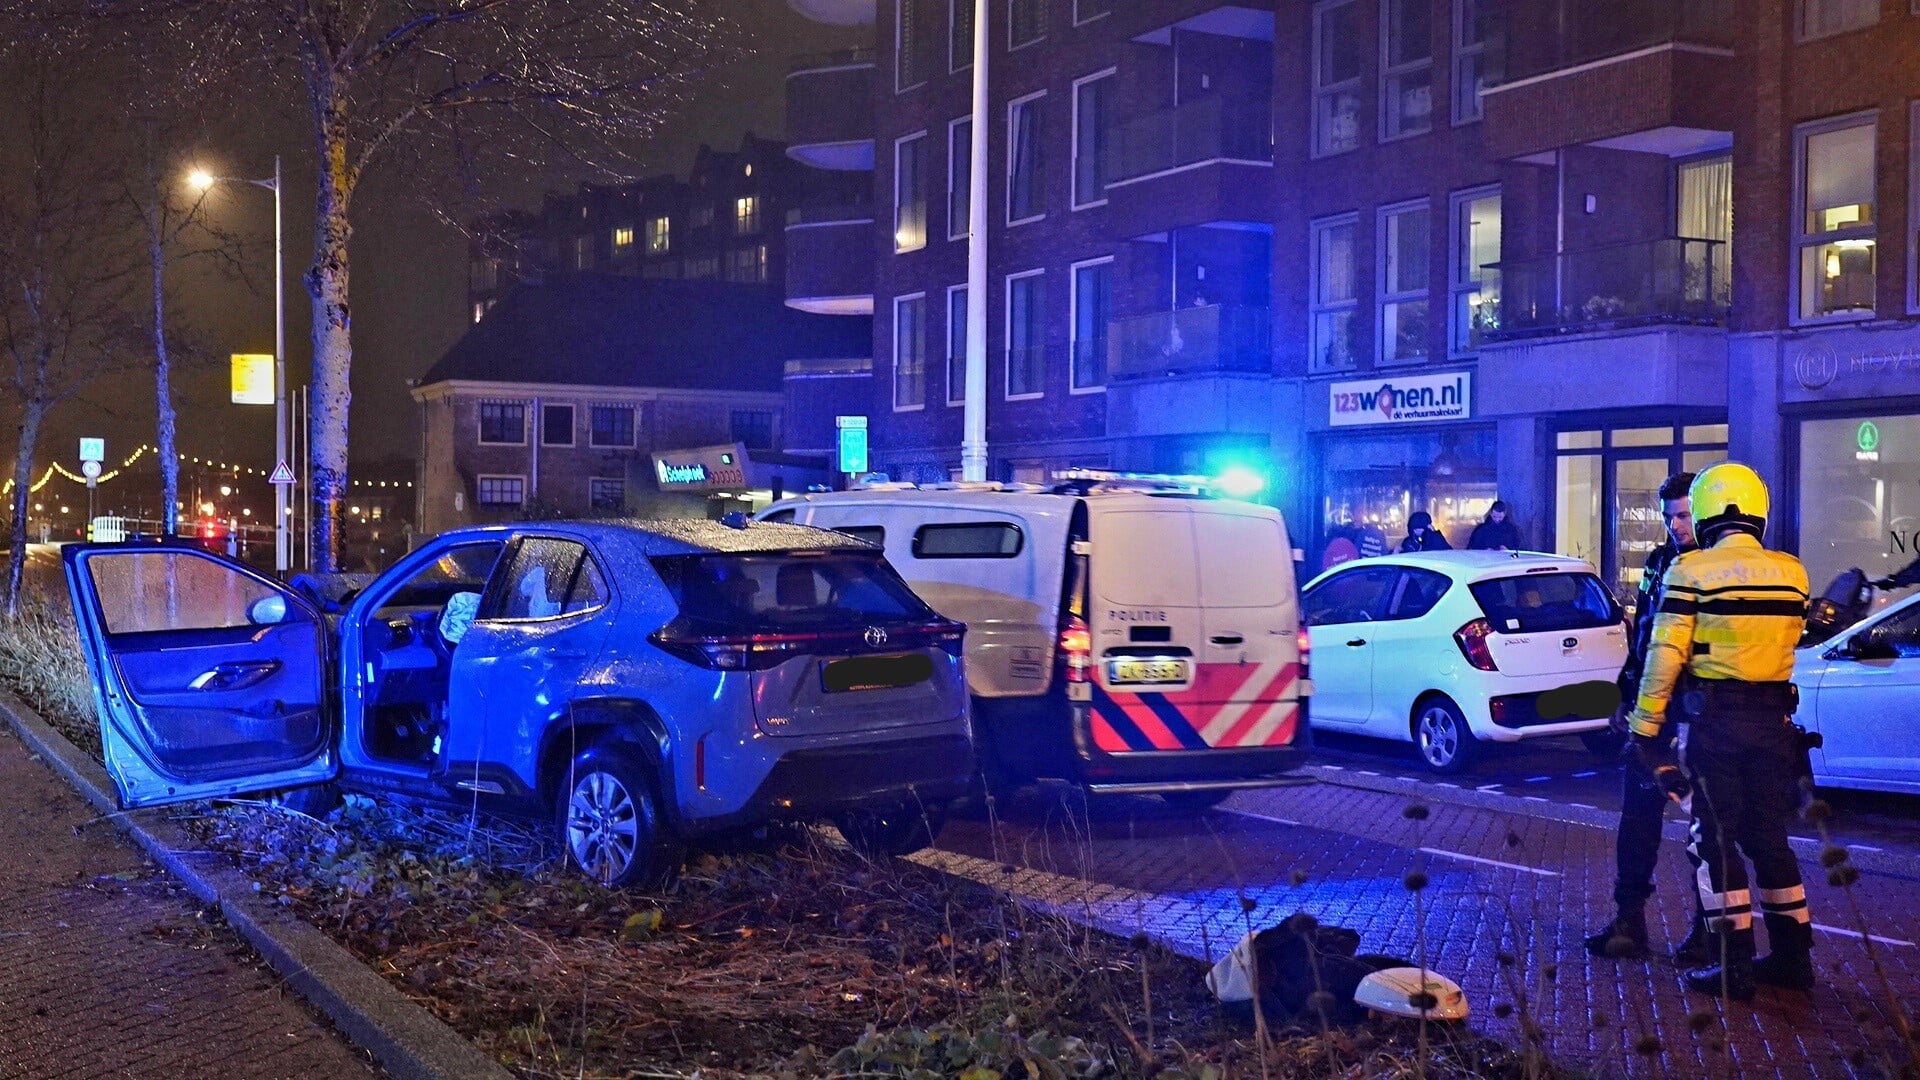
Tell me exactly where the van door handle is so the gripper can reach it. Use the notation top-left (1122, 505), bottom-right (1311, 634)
top-left (1209, 634), bottom-right (1244, 646)
top-left (1346, 638), bottom-right (1368, 647)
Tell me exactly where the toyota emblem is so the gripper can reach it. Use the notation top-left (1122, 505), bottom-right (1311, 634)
top-left (864, 626), bottom-right (889, 648)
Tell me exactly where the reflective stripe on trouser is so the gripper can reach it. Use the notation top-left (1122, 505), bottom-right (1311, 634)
top-left (1679, 705), bottom-right (1808, 939)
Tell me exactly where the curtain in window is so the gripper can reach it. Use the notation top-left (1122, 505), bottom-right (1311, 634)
top-left (1677, 155), bottom-right (1732, 306)
top-left (1010, 98), bottom-right (1042, 220)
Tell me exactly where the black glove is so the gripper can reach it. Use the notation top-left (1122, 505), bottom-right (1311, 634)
top-left (1627, 734), bottom-right (1691, 802)
top-left (1873, 577), bottom-right (1898, 590)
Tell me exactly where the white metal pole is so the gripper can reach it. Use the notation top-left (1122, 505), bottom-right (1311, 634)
top-left (960, 0), bottom-right (990, 483)
top-left (273, 154), bottom-right (289, 576)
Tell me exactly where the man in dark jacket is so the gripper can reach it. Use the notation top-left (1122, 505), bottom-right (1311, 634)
top-left (1399, 511), bottom-right (1452, 553)
top-left (1585, 471), bottom-right (1706, 961)
top-left (1468, 500), bottom-right (1524, 550)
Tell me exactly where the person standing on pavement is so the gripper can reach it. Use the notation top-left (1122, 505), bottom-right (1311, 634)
top-left (1585, 472), bottom-right (1705, 961)
top-left (1626, 462), bottom-right (1814, 1001)
top-left (1467, 501), bottom-right (1524, 551)
top-left (1399, 511), bottom-right (1452, 553)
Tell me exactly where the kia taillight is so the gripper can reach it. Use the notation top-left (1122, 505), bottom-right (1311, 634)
top-left (1453, 618), bottom-right (1499, 672)
top-left (1295, 627), bottom-right (1312, 678)
top-left (1060, 614), bottom-right (1092, 683)
top-left (650, 619), bottom-right (964, 671)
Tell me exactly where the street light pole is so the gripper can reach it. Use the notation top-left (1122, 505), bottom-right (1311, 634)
top-left (960, 0), bottom-right (990, 483)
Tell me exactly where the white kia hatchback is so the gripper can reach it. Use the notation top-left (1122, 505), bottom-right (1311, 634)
top-left (1301, 551), bottom-right (1629, 772)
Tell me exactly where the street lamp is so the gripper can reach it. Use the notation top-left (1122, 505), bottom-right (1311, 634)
top-left (190, 157), bottom-right (288, 575)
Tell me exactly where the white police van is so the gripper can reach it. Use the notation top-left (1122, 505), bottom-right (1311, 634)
top-left (759, 473), bottom-right (1307, 807)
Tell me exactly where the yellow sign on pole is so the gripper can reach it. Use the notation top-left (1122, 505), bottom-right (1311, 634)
top-left (230, 353), bottom-right (275, 405)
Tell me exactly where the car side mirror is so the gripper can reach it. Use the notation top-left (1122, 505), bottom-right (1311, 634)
top-left (1844, 635), bottom-right (1899, 662)
top-left (439, 591), bottom-right (481, 646)
top-left (247, 594), bottom-right (288, 626)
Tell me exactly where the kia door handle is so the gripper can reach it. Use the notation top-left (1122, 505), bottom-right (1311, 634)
top-left (1345, 638), bottom-right (1368, 647)
top-left (1209, 634), bottom-right (1244, 646)
top-left (188, 660), bottom-right (281, 691)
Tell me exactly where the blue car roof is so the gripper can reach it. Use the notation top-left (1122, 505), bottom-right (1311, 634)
top-left (435, 518), bottom-right (872, 557)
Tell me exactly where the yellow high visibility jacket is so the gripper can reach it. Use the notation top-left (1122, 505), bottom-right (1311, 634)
top-left (1628, 533), bottom-right (1809, 738)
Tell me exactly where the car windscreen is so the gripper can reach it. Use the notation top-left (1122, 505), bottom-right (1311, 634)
top-left (651, 551), bottom-right (936, 631)
top-left (1469, 572), bottom-right (1619, 633)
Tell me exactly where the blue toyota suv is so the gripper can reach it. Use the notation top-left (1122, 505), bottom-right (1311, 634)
top-left (63, 519), bottom-right (973, 886)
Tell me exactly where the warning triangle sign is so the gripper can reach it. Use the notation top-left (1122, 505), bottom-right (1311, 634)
top-left (269, 461), bottom-right (296, 485)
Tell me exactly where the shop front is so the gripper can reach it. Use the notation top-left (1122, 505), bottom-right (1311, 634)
top-left (637, 443), bottom-right (829, 518)
top-left (1548, 419), bottom-right (1728, 605)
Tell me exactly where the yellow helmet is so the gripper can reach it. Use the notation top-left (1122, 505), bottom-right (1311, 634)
top-left (1690, 462), bottom-right (1770, 543)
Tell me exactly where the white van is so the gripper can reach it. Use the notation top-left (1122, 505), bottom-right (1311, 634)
top-left (759, 478), bottom-right (1307, 806)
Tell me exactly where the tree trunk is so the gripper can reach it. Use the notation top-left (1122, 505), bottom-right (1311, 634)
top-left (306, 95), bottom-right (353, 573)
top-left (7, 398), bottom-right (46, 618)
top-left (144, 178), bottom-right (179, 538)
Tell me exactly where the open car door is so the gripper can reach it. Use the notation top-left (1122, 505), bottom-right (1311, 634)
top-left (63, 543), bottom-right (336, 808)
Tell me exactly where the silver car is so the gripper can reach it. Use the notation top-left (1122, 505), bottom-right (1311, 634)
top-left (63, 519), bottom-right (974, 887)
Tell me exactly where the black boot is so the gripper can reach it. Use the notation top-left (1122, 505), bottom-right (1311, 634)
top-left (1685, 927), bottom-right (1757, 1001)
top-left (1584, 904), bottom-right (1649, 958)
top-left (1755, 915), bottom-right (1815, 991)
top-left (1673, 912), bottom-right (1715, 966)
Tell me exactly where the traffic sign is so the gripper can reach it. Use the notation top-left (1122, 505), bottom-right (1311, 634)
top-left (835, 416), bottom-right (869, 474)
top-left (269, 461), bottom-right (296, 485)
top-left (78, 437), bottom-right (104, 463)
top-left (80, 459), bottom-right (101, 480)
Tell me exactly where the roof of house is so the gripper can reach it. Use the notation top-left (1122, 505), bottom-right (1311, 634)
top-left (419, 276), bottom-right (871, 392)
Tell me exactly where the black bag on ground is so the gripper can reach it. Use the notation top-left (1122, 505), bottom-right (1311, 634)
top-left (1210, 913), bottom-right (1413, 1027)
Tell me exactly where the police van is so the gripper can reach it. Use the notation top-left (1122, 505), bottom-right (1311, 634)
top-left (759, 474), bottom-right (1307, 806)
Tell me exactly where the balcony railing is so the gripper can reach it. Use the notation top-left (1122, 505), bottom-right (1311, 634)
top-left (1485, 237), bottom-right (1727, 340)
top-left (1106, 93), bottom-right (1273, 185)
top-left (1496, 0), bottom-right (1735, 85)
top-left (788, 47), bottom-right (877, 74)
top-left (1109, 306), bottom-right (1272, 381)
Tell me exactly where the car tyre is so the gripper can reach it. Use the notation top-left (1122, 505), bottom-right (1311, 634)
top-left (1159, 788), bottom-right (1234, 812)
top-left (556, 746), bottom-right (672, 889)
top-left (835, 801), bottom-right (945, 858)
top-left (1414, 696), bottom-right (1476, 773)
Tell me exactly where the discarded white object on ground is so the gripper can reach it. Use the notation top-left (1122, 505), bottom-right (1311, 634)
top-left (1354, 967), bottom-right (1470, 1021)
top-left (1206, 933), bottom-right (1258, 1002)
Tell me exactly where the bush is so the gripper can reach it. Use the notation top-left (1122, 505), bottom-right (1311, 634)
top-left (0, 595), bottom-right (99, 758)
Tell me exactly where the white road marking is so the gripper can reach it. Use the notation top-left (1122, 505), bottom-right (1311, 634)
top-left (1524, 775), bottom-right (1553, 783)
top-left (1476, 783), bottom-right (1503, 793)
top-left (1524, 796), bottom-right (1550, 803)
top-left (1320, 764), bottom-right (1345, 771)
top-left (1813, 924), bottom-right (1914, 948)
top-left (1850, 844), bottom-right (1885, 853)
top-left (1358, 770), bottom-right (1380, 776)
top-left (1572, 771), bottom-right (1599, 778)
top-left (1569, 802), bottom-right (1597, 810)
top-left (1435, 782), bottom-right (1460, 789)
top-left (1226, 810), bottom-right (1302, 828)
top-left (1789, 836), bottom-right (1820, 847)
top-left (1418, 847), bottom-right (1561, 877)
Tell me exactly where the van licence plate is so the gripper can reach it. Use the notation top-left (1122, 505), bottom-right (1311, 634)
top-left (1106, 658), bottom-right (1191, 686)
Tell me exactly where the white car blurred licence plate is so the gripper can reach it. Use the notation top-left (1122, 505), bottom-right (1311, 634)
top-left (1107, 658), bottom-right (1191, 686)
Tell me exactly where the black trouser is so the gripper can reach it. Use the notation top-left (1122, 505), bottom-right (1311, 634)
top-left (1613, 721), bottom-right (1691, 907)
top-left (1680, 692), bottom-right (1812, 955)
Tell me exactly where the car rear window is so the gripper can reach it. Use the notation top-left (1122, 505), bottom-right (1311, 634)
top-left (1469, 572), bottom-right (1619, 633)
top-left (651, 552), bottom-right (935, 630)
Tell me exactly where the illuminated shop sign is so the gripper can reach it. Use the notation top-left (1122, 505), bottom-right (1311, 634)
top-left (1329, 372), bottom-right (1473, 427)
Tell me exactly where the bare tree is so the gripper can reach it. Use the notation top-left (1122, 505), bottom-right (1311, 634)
top-left (0, 58), bottom-right (141, 612)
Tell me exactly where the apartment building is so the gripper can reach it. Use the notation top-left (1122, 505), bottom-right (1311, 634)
top-left (784, 0), bottom-right (1920, 598)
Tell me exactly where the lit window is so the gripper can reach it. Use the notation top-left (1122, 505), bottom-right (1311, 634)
top-left (1449, 188), bottom-right (1500, 354)
top-left (647, 216), bottom-right (670, 254)
top-left (1310, 214), bottom-right (1358, 371)
top-left (735, 196), bottom-right (760, 235)
top-left (612, 225), bottom-right (634, 251)
top-left (894, 294), bottom-right (927, 409)
top-left (1380, 200), bottom-right (1431, 362)
top-left (1072, 71), bottom-right (1113, 208)
top-left (1313, 0), bottom-right (1363, 156)
top-left (1008, 91), bottom-right (1046, 224)
top-left (472, 301), bottom-right (486, 324)
top-left (894, 132), bottom-right (927, 252)
top-left (1380, 0), bottom-right (1432, 140)
top-left (1796, 115), bottom-right (1877, 321)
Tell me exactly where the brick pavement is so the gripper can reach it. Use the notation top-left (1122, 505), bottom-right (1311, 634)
top-left (0, 723), bottom-right (381, 1080)
top-left (924, 782), bottom-right (1920, 1079)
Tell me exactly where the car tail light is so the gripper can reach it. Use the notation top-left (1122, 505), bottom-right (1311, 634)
top-left (1453, 618), bottom-right (1499, 672)
top-left (1295, 627), bottom-right (1312, 677)
top-left (650, 619), bottom-right (964, 671)
top-left (1060, 614), bottom-right (1092, 683)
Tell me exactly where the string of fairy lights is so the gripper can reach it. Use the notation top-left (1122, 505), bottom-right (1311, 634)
top-left (2, 444), bottom-right (413, 496)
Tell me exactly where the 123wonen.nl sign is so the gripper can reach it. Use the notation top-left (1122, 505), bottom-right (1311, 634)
top-left (1328, 371), bottom-right (1472, 428)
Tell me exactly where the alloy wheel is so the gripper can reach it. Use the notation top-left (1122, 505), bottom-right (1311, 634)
top-left (566, 770), bottom-right (640, 885)
top-left (1417, 705), bottom-right (1460, 769)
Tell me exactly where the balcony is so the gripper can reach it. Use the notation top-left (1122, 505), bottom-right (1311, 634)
top-left (1486, 237), bottom-right (1727, 341)
top-left (784, 204), bottom-right (875, 315)
top-left (1103, 94), bottom-right (1274, 236)
top-left (1483, 0), bottom-right (1737, 160)
top-left (1110, 305), bottom-right (1271, 381)
top-left (785, 49), bottom-right (876, 171)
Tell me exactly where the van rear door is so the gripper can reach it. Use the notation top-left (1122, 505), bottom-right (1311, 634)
top-left (1191, 508), bottom-right (1303, 749)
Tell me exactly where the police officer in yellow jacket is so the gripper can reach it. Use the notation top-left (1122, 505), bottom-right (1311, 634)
top-left (1628, 462), bottom-right (1814, 1001)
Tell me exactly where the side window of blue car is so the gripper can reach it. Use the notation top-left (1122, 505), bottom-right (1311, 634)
top-left (484, 538), bottom-right (608, 620)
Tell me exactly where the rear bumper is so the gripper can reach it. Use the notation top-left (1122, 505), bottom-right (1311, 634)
top-left (683, 732), bottom-right (976, 836)
top-left (1071, 695), bottom-right (1309, 791)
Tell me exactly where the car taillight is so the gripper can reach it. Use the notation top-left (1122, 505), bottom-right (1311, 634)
top-left (1453, 618), bottom-right (1499, 672)
top-left (650, 620), bottom-right (965, 671)
top-left (1295, 627), bottom-right (1312, 677)
top-left (1060, 614), bottom-right (1092, 683)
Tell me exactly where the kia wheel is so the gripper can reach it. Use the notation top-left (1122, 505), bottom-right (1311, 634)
top-left (1414, 697), bottom-right (1476, 774)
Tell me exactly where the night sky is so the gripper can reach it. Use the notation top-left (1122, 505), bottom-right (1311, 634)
top-left (48, 0), bottom-right (864, 478)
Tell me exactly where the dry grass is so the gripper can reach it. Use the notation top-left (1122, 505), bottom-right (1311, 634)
top-left (0, 594), bottom-right (99, 758)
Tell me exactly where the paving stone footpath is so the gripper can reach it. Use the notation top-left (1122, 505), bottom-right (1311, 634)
top-left (0, 723), bottom-right (382, 1080)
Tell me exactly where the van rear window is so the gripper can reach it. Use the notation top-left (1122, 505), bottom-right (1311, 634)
top-left (652, 552), bottom-right (934, 631)
top-left (912, 522), bottom-right (1023, 558)
top-left (832, 525), bottom-right (886, 547)
top-left (1469, 572), bottom-right (1619, 633)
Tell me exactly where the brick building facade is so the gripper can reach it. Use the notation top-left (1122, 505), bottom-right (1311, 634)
top-left (784, 0), bottom-right (1920, 600)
